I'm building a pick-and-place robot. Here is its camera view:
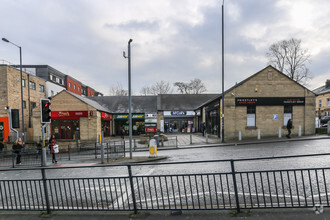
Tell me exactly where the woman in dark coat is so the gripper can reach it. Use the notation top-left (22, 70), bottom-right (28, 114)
top-left (286, 119), bottom-right (293, 138)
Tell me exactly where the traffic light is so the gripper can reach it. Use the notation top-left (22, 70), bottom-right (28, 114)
top-left (41, 99), bottom-right (51, 123)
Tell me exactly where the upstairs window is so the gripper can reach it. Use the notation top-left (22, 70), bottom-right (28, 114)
top-left (39, 85), bottom-right (44, 92)
top-left (29, 81), bottom-right (36, 90)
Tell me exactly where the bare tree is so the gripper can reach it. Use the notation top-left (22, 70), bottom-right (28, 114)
top-left (109, 82), bottom-right (128, 96)
top-left (140, 86), bottom-right (151, 96)
top-left (140, 81), bottom-right (173, 95)
top-left (266, 38), bottom-right (312, 84)
top-left (150, 80), bottom-right (173, 95)
top-left (174, 78), bottom-right (207, 94)
top-left (190, 78), bottom-right (207, 94)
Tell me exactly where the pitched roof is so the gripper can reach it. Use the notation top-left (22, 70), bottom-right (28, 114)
top-left (60, 90), bottom-right (111, 113)
top-left (157, 94), bottom-right (219, 110)
top-left (195, 65), bottom-right (315, 109)
top-left (88, 96), bottom-right (158, 113)
top-left (313, 80), bottom-right (330, 95)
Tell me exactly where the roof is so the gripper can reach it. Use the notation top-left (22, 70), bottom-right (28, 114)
top-left (157, 94), bottom-right (219, 110)
top-left (195, 65), bottom-right (316, 109)
top-left (313, 80), bottom-right (330, 95)
top-left (61, 90), bottom-right (111, 113)
top-left (89, 96), bottom-right (158, 113)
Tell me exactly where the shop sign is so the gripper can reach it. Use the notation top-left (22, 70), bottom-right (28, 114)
top-left (145, 118), bottom-right (157, 123)
top-left (145, 127), bottom-right (157, 133)
top-left (145, 123), bottom-right (157, 127)
top-left (115, 114), bottom-right (145, 119)
top-left (101, 112), bottom-right (112, 121)
top-left (164, 111), bottom-right (195, 117)
top-left (146, 113), bottom-right (157, 118)
top-left (51, 111), bottom-right (88, 119)
top-left (235, 97), bottom-right (305, 106)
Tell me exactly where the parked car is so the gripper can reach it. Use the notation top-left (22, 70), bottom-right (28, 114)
top-left (320, 116), bottom-right (330, 127)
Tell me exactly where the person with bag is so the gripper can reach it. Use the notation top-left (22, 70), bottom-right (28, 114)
top-left (12, 138), bottom-right (23, 165)
top-left (286, 119), bottom-right (293, 138)
top-left (49, 135), bottom-right (58, 164)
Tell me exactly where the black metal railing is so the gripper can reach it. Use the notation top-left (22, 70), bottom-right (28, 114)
top-left (0, 153), bottom-right (329, 213)
top-left (0, 140), bottom-right (125, 168)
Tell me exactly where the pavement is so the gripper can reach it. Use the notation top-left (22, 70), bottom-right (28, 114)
top-left (1, 133), bottom-right (330, 219)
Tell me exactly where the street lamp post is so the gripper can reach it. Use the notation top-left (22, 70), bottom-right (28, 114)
top-left (2, 38), bottom-right (25, 145)
top-left (221, 1), bottom-right (225, 143)
top-left (123, 39), bottom-right (133, 159)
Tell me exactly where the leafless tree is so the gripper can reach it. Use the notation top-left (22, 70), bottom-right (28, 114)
top-left (109, 82), bottom-right (128, 96)
top-left (140, 81), bottom-right (172, 95)
top-left (266, 38), bottom-right (312, 85)
top-left (174, 78), bottom-right (207, 94)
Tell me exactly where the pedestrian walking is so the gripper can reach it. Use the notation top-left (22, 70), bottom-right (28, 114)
top-left (286, 119), bottom-right (293, 138)
top-left (49, 135), bottom-right (57, 163)
top-left (12, 138), bottom-right (23, 165)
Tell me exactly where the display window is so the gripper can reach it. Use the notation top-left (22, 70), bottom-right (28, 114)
top-left (51, 120), bottom-right (80, 140)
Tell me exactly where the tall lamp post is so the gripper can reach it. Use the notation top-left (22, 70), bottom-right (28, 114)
top-left (123, 39), bottom-right (133, 159)
top-left (221, 1), bottom-right (225, 143)
top-left (2, 38), bottom-right (25, 145)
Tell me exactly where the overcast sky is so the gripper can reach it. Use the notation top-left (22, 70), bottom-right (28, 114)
top-left (1, 0), bottom-right (329, 95)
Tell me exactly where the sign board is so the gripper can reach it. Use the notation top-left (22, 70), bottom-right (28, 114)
top-left (145, 118), bottom-right (157, 123)
top-left (115, 114), bottom-right (145, 119)
top-left (145, 127), bottom-right (157, 133)
top-left (235, 97), bottom-right (305, 106)
top-left (101, 112), bottom-right (112, 121)
top-left (273, 114), bottom-right (278, 120)
top-left (51, 111), bottom-right (88, 119)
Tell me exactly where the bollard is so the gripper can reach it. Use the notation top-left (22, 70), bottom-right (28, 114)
top-left (190, 134), bottom-right (192, 145)
top-left (279, 127), bottom-right (282, 138)
top-left (299, 126), bottom-right (302, 136)
top-left (257, 129), bottom-right (261, 140)
top-left (238, 131), bottom-right (242, 141)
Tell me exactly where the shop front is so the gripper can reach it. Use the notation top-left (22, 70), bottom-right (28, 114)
top-left (205, 100), bottom-right (220, 137)
top-left (101, 112), bottom-right (112, 137)
top-left (114, 114), bottom-right (145, 136)
top-left (50, 111), bottom-right (89, 140)
top-left (164, 111), bottom-right (195, 133)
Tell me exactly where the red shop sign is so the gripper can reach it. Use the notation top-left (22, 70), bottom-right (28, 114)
top-left (51, 111), bottom-right (88, 119)
top-left (145, 127), bottom-right (157, 133)
top-left (101, 112), bottom-right (112, 121)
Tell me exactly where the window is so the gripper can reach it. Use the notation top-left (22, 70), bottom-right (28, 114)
top-left (319, 100), bottom-right (322, 108)
top-left (39, 85), bottom-right (44, 92)
top-left (284, 105), bottom-right (292, 126)
top-left (74, 85), bottom-right (76, 90)
top-left (23, 101), bottom-right (26, 109)
top-left (69, 82), bottom-right (71, 88)
top-left (29, 81), bottom-right (36, 90)
top-left (78, 87), bottom-right (80, 92)
top-left (31, 102), bottom-right (36, 109)
top-left (56, 78), bottom-right (60, 83)
top-left (327, 98), bottom-right (330, 107)
top-left (59, 79), bottom-right (63, 85)
top-left (22, 79), bottom-right (26, 87)
top-left (53, 76), bottom-right (57, 82)
top-left (247, 106), bottom-right (256, 127)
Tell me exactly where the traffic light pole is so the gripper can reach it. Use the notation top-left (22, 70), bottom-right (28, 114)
top-left (41, 123), bottom-right (48, 167)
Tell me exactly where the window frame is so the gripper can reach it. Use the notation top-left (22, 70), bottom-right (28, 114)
top-left (29, 81), bottom-right (36, 90)
top-left (39, 85), bottom-right (44, 92)
top-left (246, 106), bottom-right (256, 127)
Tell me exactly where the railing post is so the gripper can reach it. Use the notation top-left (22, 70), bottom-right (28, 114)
top-left (133, 138), bottom-right (136, 151)
top-left (123, 140), bottom-right (126, 158)
top-left (127, 165), bottom-right (138, 214)
top-left (41, 168), bottom-right (51, 214)
top-left (94, 142), bottom-right (97, 159)
top-left (101, 131), bottom-right (104, 164)
top-left (230, 160), bottom-right (240, 213)
top-left (68, 144), bottom-right (71, 160)
top-left (107, 142), bottom-right (109, 162)
top-left (12, 150), bottom-right (15, 168)
top-left (190, 134), bottom-right (192, 145)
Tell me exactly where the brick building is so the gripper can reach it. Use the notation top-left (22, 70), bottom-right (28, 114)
top-left (0, 65), bottom-right (46, 142)
top-left (196, 66), bottom-right (316, 141)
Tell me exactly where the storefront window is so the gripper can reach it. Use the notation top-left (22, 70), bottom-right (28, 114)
top-left (247, 106), bottom-right (256, 127)
top-left (51, 120), bottom-right (79, 140)
top-left (284, 106), bottom-right (292, 126)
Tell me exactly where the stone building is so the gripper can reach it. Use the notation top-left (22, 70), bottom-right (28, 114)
top-left (196, 66), bottom-right (316, 141)
top-left (45, 90), bottom-right (111, 141)
top-left (313, 80), bottom-right (330, 118)
top-left (0, 65), bottom-right (46, 142)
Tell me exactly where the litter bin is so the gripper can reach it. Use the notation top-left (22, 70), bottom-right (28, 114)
top-left (149, 139), bottom-right (157, 157)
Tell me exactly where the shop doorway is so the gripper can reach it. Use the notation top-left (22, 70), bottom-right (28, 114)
top-left (60, 122), bottom-right (72, 140)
